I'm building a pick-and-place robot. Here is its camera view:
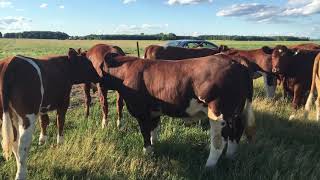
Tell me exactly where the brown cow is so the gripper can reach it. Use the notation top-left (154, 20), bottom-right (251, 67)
top-left (305, 53), bottom-right (320, 120)
top-left (83, 44), bottom-right (126, 129)
top-left (289, 43), bottom-right (320, 50)
top-left (271, 45), bottom-right (319, 119)
top-left (0, 49), bottom-right (100, 180)
top-left (144, 45), bottom-right (221, 60)
top-left (223, 46), bottom-right (276, 98)
top-left (100, 53), bottom-right (256, 168)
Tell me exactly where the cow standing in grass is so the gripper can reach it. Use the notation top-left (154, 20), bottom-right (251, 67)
top-left (271, 45), bottom-right (319, 120)
top-left (83, 44), bottom-right (126, 129)
top-left (100, 53), bottom-right (256, 168)
top-left (144, 45), bottom-right (223, 60)
top-left (0, 48), bottom-right (100, 180)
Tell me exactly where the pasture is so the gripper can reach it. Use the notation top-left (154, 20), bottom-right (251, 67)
top-left (1, 39), bottom-right (320, 179)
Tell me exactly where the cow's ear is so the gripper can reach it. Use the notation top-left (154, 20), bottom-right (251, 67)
top-left (262, 46), bottom-right (273, 54)
top-left (104, 52), bottom-right (120, 67)
top-left (77, 48), bottom-right (82, 54)
top-left (68, 48), bottom-right (78, 58)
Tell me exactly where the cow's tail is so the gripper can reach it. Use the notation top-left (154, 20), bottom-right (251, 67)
top-left (305, 54), bottom-right (320, 114)
top-left (243, 69), bottom-right (256, 143)
top-left (1, 68), bottom-right (14, 160)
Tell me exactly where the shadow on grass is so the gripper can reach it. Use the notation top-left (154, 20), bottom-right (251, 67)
top-left (52, 167), bottom-right (114, 180)
top-left (147, 109), bottom-right (320, 180)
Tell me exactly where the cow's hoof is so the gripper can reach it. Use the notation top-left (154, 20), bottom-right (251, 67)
top-left (117, 119), bottom-right (124, 130)
top-left (57, 135), bottom-right (64, 145)
top-left (205, 162), bottom-right (216, 169)
top-left (38, 135), bottom-right (47, 145)
top-left (102, 118), bottom-right (107, 129)
top-left (289, 114), bottom-right (295, 120)
top-left (143, 146), bottom-right (154, 155)
top-left (303, 112), bottom-right (309, 119)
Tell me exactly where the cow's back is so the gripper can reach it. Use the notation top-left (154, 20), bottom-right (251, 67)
top-left (144, 45), bottom-right (219, 60)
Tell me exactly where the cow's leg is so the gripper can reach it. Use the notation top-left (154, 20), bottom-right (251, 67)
top-left (206, 105), bottom-right (226, 168)
top-left (243, 100), bottom-right (256, 143)
top-left (56, 106), bottom-right (68, 144)
top-left (263, 73), bottom-right (276, 98)
top-left (38, 114), bottom-right (49, 145)
top-left (98, 85), bottom-right (109, 128)
top-left (116, 92), bottom-right (124, 129)
top-left (137, 116), bottom-right (153, 154)
top-left (150, 117), bottom-right (161, 146)
top-left (316, 96), bottom-right (320, 121)
top-left (15, 113), bottom-right (37, 180)
top-left (289, 84), bottom-right (303, 120)
top-left (83, 83), bottom-right (92, 118)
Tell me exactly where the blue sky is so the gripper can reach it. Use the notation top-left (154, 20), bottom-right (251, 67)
top-left (0, 0), bottom-right (320, 38)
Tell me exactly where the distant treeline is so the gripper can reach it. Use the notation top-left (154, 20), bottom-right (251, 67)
top-left (0, 31), bottom-right (310, 41)
top-left (2, 31), bottom-right (69, 40)
top-left (198, 35), bottom-right (310, 41)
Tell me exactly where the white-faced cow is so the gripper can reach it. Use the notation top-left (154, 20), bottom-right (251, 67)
top-left (83, 44), bottom-right (126, 129)
top-left (0, 48), bottom-right (100, 180)
top-left (271, 45), bottom-right (319, 120)
top-left (99, 53), bottom-right (256, 168)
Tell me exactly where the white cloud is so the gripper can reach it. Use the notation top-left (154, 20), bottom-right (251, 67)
top-left (122, 0), bottom-right (136, 4)
top-left (283, 0), bottom-right (320, 16)
top-left (114, 24), bottom-right (169, 34)
top-left (40, 3), bottom-right (48, 8)
top-left (217, 0), bottom-right (320, 23)
top-left (167, 0), bottom-right (213, 5)
top-left (0, 16), bottom-right (32, 32)
top-left (0, 0), bottom-right (13, 8)
top-left (59, 5), bottom-right (64, 9)
top-left (217, 3), bottom-right (283, 23)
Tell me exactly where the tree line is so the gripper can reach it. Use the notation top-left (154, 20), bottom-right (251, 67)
top-left (0, 31), bottom-right (310, 41)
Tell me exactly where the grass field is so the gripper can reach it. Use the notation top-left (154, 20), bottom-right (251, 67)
top-left (1, 39), bottom-right (320, 179)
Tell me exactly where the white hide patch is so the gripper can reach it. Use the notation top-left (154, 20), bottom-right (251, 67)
top-left (16, 113), bottom-right (37, 180)
top-left (206, 119), bottom-right (226, 168)
top-left (278, 49), bottom-right (283, 53)
top-left (226, 139), bottom-right (238, 159)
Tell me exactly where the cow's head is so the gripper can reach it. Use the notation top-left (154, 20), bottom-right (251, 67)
top-left (68, 48), bottom-right (100, 84)
top-left (271, 45), bottom-right (299, 74)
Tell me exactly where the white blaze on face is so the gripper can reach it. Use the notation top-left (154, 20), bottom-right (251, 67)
top-left (278, 49), bottom-right (283, 53)
top-left (185, 99), bottom-right (207, 116)
top-left (183, 98), bottom-right (207, 123)
top-left (262, 73), bottom-right (276, 98)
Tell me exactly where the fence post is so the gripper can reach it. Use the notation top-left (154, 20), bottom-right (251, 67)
top-left (136, 41), bottom-right (140, 58)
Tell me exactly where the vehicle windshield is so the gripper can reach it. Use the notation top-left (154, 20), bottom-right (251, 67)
top-left (166, 41), bottom-right (180, 47)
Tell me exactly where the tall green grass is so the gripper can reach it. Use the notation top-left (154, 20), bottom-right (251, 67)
top-left (0, 39), bottom-right (320, 179)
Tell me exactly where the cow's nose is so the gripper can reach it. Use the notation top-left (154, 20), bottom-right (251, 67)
top-left (272, 68), bottom-right (279, 73)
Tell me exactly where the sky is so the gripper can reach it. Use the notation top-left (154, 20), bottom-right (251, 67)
top-left (0, 0), bottom-right (320, 38)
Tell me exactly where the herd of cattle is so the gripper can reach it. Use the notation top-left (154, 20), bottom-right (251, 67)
top-left (1, 42), bottom-right (320, 179)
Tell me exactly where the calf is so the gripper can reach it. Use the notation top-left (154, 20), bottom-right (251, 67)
top-left (223, 46), bottom-right (276, 98)
top-left (144, 45), bottom-right (221, 60)
top-left (271, 45), bottom-right (318, 119)
top-left (84, 44), bottom-right (126, 129)
top-left (0, 48), bottom-right (100, 180)
top-left (100, 53), bottom-right (256, 168)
